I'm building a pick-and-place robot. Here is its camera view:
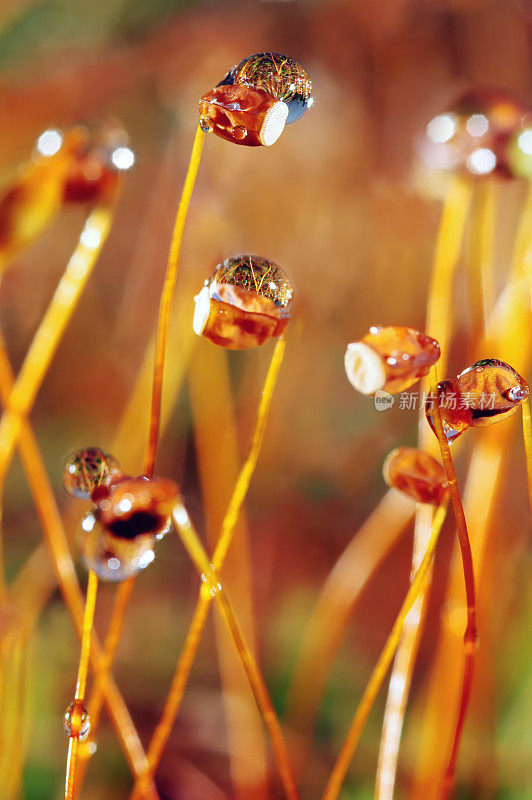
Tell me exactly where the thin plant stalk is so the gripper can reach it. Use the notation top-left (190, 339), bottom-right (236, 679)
top-left (521, 399), bottom-right (532, 518)
top-left (285, 489), bottom-right (415, 775)
top-left (129, 335), bottom-right (286, 798)
top-left (320, 501), bottom-right (448, 800)
top-left (429, 367), bottom-right (477, 800)
top-left (64, 570), bottom-right (98, 800)
top-left (187, 344), bottom-right (268, 799)
top-left (411, 191), bottom-right (531, 797)
top-left (0, 203), bottom-right (117, 488)
top-left (375, 174), bottom-right (473, 800)
top-left (170, 498), bottom-right (300, 800)
top-left (73, 128), bottom-right (204, 794)
top-left (0, 337), bottom-right (157, 799)
top-left (73, 578), bottom-right (135, 795)
top-left (144, 124), bottom-right (204, 477)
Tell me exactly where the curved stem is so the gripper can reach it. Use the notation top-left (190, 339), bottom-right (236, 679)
top-left (0, 204), bottom-right (117, 489)
top-left (129, 336), bottom-right (287, 798)
top-left (172, 499), bottom-right (300, 800)
top-left (285, 489), bottom-right (414, 776)
top-left (64, 571), bottom-right (98, 800)
top-left (321, 501), bottom-right (448, 800)
top-left (0, 333), bottom-right (156, 795)
top-left (143, 125), bottom-right (204, 478)
top-left (375, 174), bottom-right (472, 800)
top-left (430, 368), bottom-right (477, 800)
top-left (74, 127), bottom-right (204, 797)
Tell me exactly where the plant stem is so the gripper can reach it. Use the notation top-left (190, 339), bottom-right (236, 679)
top-left (64, 570), bottom-right (98, 800)
top-left (0, 204), bottom-right (116, 489)
top-left (321, 501), bottom-right (448, 800)
top-left (143, 124), bottom-right (205, 478)
top-left (0, 333), bottom-right (156, 796)
top-left (375, 173), bottom-right (472, 800)
top-left (429, 368), bottom-right (477, 800)
top-left (172, 499), bottom-right (300, 800)
top-left (129, 336), bottom-right (287, 798)
top-left (521, 400), bottom-right (532, 518)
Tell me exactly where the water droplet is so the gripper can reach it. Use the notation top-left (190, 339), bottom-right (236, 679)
top-left (64, 701), bottom-right (91, 741)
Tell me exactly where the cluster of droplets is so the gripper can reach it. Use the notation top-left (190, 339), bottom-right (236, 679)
top-left (419, 88), bottom-right (532, 179)
top-left (199, 52), bottom-right (313, 147)
top-left (193, 254), bottom-right (294, 349)
top-left (425, 358), bottom-right (529, 443)
top-left (344, 324), bottom-right (441, 396)
top-left (63, 447), bottom-right (177, 582)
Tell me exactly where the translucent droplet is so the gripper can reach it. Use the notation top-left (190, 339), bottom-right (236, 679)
top-left (62, 447), bottom-right (122, 500)
top-left (193, 254), bottom-right (293, 349)
top-left (64, 701), bottom-right (91, 741)
top-left (425, 380), bottom-right (472, 443)
top-left (220, 52), bottom-right (313, 124)
top-left (383, 446), bottom-right (447, 506)
top-left (345, 326), bottom-right (440, 395)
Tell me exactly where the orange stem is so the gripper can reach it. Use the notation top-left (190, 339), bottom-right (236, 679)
top-left (430, 367), bottom-right (477, 799)
top-left (144, 125), bottom-right (204, 477)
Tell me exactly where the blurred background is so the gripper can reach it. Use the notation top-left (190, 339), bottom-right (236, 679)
top-left (0, 0), bottom-right (531, 798)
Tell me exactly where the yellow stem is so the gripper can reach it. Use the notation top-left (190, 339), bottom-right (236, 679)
top-left (285, 489), bottom-right (415, 776)
top-left (321, 502), bottom-right (448, 800)
top-left (0, 204), bottom-right (116, 489)
top-left (0, 335), bottom-right (157, 798)
top-left (74, 128), bottom-right (205, 799)
top-left (129, 336), bottom-right (286, 798)
top-left (73, 576), bottom-right (135, 797)
top-left (172, 499), bottom-right (300, 800)
top-left (425, 176), bottom-right (473, 363)
top-left (65, 570), bottom-right (98, 800)
top-left (144, 125), bottom-right (205, 477)
top-left (521, 400), bottom-right (532, 517)
top-left (375, 174), bottom-right (472, 800)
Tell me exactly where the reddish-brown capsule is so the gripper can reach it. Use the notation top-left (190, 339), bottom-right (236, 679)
top-left (383, 447), bottom-right (448, 506)
top-left (60, 122), bottom-right (133, 203)
top-left (344, 325), bottom-right (440, 395)
top-left (455, 359), bottom-right (529, 426)
top-left (78, 476), bottom-right (177, 581)
top-left (199, 84), bottom-right (289, 147)
top-left (425, 379), bottom-right (473, 443)
top-left (193, 254), bottom-right (293, 349)
top-left (420, 88), bottom-right (532, 179)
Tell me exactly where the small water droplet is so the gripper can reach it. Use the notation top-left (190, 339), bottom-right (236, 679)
top-left (64, 701), bottom-right (91, 741)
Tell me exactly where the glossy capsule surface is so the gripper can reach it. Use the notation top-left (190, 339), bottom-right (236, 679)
top-left (383, 446), bottom-right (448, 506)
top-left (219, 52), bottom-right (313, 124)
top-left (420, 88), bottom-right (532, 179)
top-left (199, 84), bottom-right (289, 147)
top-left (193, 254), bottom-right (294, 349)
top-left (455, 358), bottom-right (529, 426)
top-left (78, 476), bottom-right (177, 581)
top-left (345, 325), bottom-right (440, 395)
top-left (60, 121), bottom-right (133, 203)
